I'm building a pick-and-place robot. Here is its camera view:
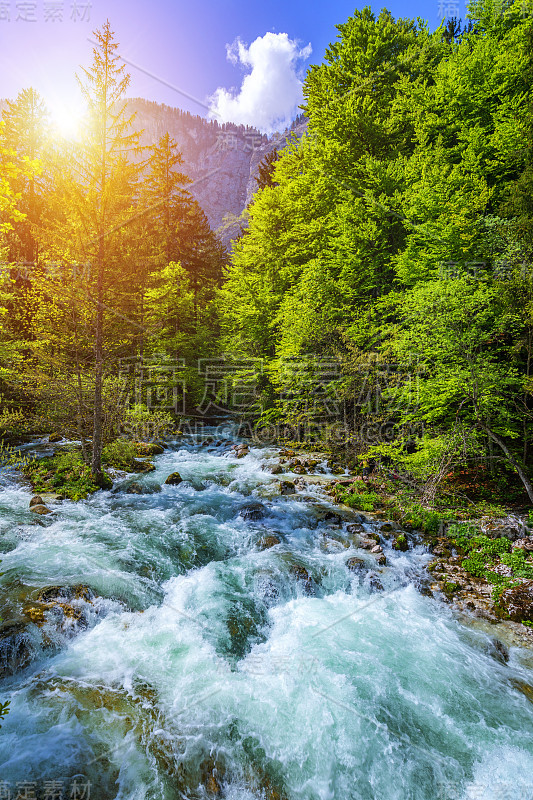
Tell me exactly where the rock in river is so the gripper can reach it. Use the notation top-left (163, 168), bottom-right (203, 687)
top-left (258, 535), bottom-right (281, 550)
top-left (165, 472), bottom-right (183, 485)
top-left (279, 480), bottom-right (296, 495)
top-left (240, 503), bottom-right (266, 521)
top-left (30, 504), bottom-right (52, 515)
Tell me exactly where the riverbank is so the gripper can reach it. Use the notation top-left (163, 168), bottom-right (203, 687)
top-left (249, 442), bottom-right (533, 647)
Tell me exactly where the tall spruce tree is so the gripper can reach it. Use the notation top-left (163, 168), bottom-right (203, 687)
top-left (74, 21), bottom-right (140, 481)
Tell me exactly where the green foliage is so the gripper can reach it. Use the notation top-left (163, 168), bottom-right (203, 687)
top-left (500, 549), bottom-right (533, 580)
top-left (0, 700), bottom-right (9, 728)
top-left (217, 1), bottom-right (533, 506)
top-left (23, 450), bottom-right (104, 500)
top-left (447, 520), bottom-right (533, 618)
top-left (463, 550), bottom-right (489, 577)
top-left (339, 489), bottom-right (379, 512)
top-left (102, 439), bottom-right (138, 470)
top-left (490, 577), bottom-right (518, 609)
top-left (122, 404), bottom-right (174, 442)
top-left (400, 504), bottom-right (450, 535)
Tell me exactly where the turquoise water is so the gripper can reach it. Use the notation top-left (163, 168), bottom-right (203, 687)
top-left (1, 433), bottom-right (533, 799)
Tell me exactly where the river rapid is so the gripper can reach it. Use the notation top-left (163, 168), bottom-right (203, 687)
top-left (1, 431), bottom-right (533, 800)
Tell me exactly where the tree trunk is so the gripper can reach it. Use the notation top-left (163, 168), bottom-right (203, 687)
top-left (91, 239), bottom-right (104, 482)
top-left (482, 424), bottom-right (533, 504)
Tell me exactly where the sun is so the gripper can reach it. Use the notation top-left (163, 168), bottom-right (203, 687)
top-left (49, 99), bottom-right (85, 139)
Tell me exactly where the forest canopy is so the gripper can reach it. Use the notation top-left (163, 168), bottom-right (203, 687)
top-left (1, 1), bottom-right (533, 504)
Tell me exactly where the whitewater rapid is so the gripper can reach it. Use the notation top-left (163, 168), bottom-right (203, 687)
top-left (1, 433), bottom-right (533, 799)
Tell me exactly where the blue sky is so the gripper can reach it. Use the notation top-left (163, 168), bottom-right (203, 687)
top-left (0, 0), bottom-right (468, 131)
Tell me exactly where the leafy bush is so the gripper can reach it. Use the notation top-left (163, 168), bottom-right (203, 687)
top-left (23, 449), bottom-right (106, 500)
top-left (448, 522), bottom-right (533, 620)
top-left (401, 505), bottom-right (449, 535)
top-left (122, 404), bottom-right (174, 442)
top-left (338, 488), bottom-right (379, 512)
top-left (102, 439), bottom-right (138, 470)
top-left (500, 550), bottom-right (533, 580)
top-left (463, 550), bottom-right (488, 577)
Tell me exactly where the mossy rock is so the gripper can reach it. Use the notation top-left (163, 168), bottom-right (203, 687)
top-left (131, 459), bottom-right (156, 473)
top-left (258, 535), bottom-right (281, 550)
top-left (165, 472), bottom-right (183, 485)
top-left (279, 480), bottom-right (296, 495)
top-left (36, 584), bottom-right (94, 603)
top-left (393, 534), bottom-right (409, 552)
top-left (48, 433), bottom-right (63, 443)
top-left (134, 442), bottom-right (165, 456)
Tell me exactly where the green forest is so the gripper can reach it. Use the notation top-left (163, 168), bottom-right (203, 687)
top-left (2, 1), bottom-right (533, 508)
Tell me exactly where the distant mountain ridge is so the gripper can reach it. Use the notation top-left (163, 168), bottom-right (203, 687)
top-left (1, 95), bottom-right (307, 245)
top-left (126, 99), bottom-right (308, 245)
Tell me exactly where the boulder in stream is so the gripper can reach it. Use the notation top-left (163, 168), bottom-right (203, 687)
top-left (346, 557), bottom-right (365, 572)
top-left (132, 459), bottom-right (156, 473)
top-left (135, 442), bottom-right (165, 456)
top-left (393, 534), bottom-right (409, 552)
top-left (165, 472), bottom-right (183, 485)
top-left (258, 534), bottom-right (281, 550)
top-left (125, 481), bottom-right (144, 494)
top-left (240, 503), bottom-right (266, 521)
top-left (279, 480), bottom-right (296, 495)
top-left (30, 504), bottom-right (52, 515)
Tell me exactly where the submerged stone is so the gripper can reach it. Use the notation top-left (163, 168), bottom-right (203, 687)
top-left (258, 535), bottom-right (281, 550)
top-left (125, 481), bottom-right (144, 494)
top-left (486, 637), bottom-right (510, 664)
top-left (0, 621), bottom-right (34, 676)
top-left (346, 557), bottom-right (365, 572)
top-left (240, 503), bottom-right (266, 521)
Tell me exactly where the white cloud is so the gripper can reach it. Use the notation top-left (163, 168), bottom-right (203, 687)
top-left (209, 32), bottom-right (311, 134)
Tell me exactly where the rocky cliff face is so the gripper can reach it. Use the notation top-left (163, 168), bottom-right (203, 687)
top-left (1, 95), bottom-right (307, 247)
top-left (127, 99), bottom-right (307, 246)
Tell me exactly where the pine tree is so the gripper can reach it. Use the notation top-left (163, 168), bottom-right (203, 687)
top-left (254, 149), bottom-right (279, 191)
top-left (1, 88), bottom-right (50, 264)
top-left (72, 20), bottom-right (140, 481)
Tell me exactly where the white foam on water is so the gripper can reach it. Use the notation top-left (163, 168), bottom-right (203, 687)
top-left (1, 438), bottom-right (533, 799)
